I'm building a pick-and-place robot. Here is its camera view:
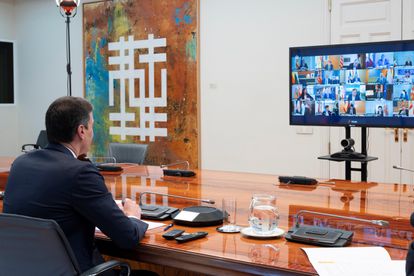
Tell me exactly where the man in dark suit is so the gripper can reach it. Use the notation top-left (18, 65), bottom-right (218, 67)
top-left (376, 105), bottom-right (384, 116)
top-left (322, 105), bottom-right (332, 116)
top-left (399, 105), bottom-right (409, 116)
top-left (407, 213), bottom-right (414, 275)
top-left (347, 88), bottom-right (361, 101)
top-left (4, 97), bottom-right (149, 273)
top-left (347, 103), bottom-right (356, 115)
top-left (376, 73), bottom-right (388, 85)
top-left (324, 60), bottom-right (334, 70)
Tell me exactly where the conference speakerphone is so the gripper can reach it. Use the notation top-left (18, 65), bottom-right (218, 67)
top-left (141, 205), bottom-right (179, 220)
top-left (279, 176), bottom-right (318, 185)
top-left (172, 206), bottom-right (223, 226)
top-left (285, 225), bottom-right (353, 247)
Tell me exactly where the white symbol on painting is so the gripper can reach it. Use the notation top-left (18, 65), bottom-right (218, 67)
top-left (108, 34), bottom-right (167, 141)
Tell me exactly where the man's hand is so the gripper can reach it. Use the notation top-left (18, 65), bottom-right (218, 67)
top-left (119, 198), bottom-right (142, 219)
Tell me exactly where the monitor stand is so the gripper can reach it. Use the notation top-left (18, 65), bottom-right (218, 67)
top-left (318, 126), bottom-right (378, 182)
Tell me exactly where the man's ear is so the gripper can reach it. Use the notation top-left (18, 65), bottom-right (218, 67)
top-left (77, 124), bottom-right (87, 140)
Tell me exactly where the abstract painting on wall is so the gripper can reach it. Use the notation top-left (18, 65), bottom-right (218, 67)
top-left (83, 0), bottom-right (199, 168)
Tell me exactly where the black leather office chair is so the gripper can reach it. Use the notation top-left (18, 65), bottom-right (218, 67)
top-left (21, 130), bottom-right (49, 152)
top-left (0, 213), bottom-right (130, 276)
top-left (108, 143), bottom-right (148, 164)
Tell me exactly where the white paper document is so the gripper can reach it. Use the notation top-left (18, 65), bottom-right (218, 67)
top-left (142, 220), bottom-right (165, 230)
top-left (302, 247), bottom-right (405, 276)
top-left (96, 220), bottom-right (165, 233)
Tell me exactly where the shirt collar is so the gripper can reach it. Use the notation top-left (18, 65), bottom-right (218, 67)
top-left (63, 145), bottom-right (77, 158)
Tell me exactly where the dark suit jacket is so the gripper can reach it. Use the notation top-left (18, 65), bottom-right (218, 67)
top-left (399, 108), bottom-right (409, 116)
top-left (347, 107), bottom-right (356, 115)
top-left (408, 242), bottom-right (414, 276)
top-left (4, 143), bottom-right (148, 272)
top-left (347, 93), bottom-right (361, 101)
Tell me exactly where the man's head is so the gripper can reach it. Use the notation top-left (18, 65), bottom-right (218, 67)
top-left (352, 88), bottom-right (357, 96)
top-left (46, 96), bottom-right (94, 154)
top-left (378, 106), bottom-right (383, 111)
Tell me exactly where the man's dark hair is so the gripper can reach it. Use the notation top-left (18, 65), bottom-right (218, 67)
top-left (46, 96), bottom-right (93, 143)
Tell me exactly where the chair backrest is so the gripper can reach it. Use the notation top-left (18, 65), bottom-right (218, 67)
top-left (0, 213), bottom-right (81, 275)
top-left (108, 143), bottom-right (148, 164)
top-left (21, 130), bottom-right (49, 153)
top-left (36, 130), bottom-right (48, 149)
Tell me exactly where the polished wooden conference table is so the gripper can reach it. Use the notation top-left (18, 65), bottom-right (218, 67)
top-left (0, 157), bottom-right (413, 275)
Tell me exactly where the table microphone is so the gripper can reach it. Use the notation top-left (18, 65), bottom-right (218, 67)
top-left (293, 210), bottom-right (389, 228)
top-left (285, 209), bottom-right (389, 247)
top-left (139, 191), bottom-right (215, 205)
top-left (393, 165), bottom-right (414, 173)
top-left (160, 160), bottom-right (190, 170)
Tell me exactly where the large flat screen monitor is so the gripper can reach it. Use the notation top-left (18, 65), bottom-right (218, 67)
top-left (290, 40), bottom-right (414, 128)
top-left (0, 41), bottom-right (14, 104)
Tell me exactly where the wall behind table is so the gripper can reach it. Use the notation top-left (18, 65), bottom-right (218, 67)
top-left (13, 0), bottom-right (83, 152)
top-left (1, 0), bottom-right (330, 178)
top-left (199, 0), bottom-right (330, 176)
top-left (0, 0), bottom-right (18, 156)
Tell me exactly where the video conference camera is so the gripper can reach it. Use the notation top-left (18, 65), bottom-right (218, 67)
top-left (330, 138), bottom-right (366, 159)
top-left (340, 138), bottom-right (355, 151)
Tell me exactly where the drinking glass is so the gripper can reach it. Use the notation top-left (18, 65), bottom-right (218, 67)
top-left (248, 194), bottom-right (279, 235)
top-left (217, 197), bottom-right (241, 233)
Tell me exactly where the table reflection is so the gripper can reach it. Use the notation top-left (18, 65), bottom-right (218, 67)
top-left (102, 167), bottom-right (201, 208)
top-left (248, 244), bottom-right (281, 265)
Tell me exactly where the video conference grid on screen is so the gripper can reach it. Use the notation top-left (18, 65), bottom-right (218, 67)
top-left (290, 43), bottom-right (414, 127)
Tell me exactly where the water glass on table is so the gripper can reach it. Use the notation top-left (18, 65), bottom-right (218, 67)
top-left (248, 194), bottom-right (279, 235)
top-left (217, 197), bottom-right (241, 233)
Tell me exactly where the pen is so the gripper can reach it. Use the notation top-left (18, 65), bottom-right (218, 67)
top-left (164, 223), bottom-right (173, 231)
top-left (319, 181), bottom-right (336, 185)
